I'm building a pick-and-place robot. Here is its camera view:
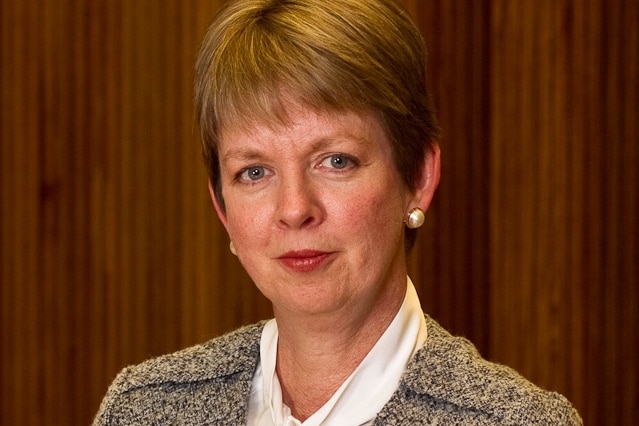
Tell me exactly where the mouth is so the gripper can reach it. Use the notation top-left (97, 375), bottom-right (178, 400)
top-left (276, 250), bottom-right (334, 273)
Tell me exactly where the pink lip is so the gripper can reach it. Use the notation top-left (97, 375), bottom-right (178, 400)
top-left (277, 250), bottom-right (333, 273)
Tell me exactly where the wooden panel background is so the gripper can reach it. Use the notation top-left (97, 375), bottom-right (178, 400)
top-left (487, 1), bottom-right (638, 423)
top-left (1, 0), bottom-right (636, 424)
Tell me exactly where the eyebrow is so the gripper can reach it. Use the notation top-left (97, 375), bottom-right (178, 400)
top-left (220, 131), bottom-right (371, 163)
top-left (220, 148), bottom-right (265, 163)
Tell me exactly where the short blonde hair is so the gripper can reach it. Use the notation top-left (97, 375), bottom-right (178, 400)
top-left (195, 0), bottom-right (439, 212)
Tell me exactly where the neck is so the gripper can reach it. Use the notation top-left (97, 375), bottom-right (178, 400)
top-left (272, 276), bottom-right (407, 421)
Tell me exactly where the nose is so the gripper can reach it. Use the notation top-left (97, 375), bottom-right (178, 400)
top-left (275, 173), bottom-right (322, 229)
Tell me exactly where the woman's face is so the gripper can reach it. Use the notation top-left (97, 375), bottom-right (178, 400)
top-left (213, 104), bottom-right (417, 318)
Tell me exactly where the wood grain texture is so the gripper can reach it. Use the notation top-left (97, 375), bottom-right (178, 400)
top-left (403, 0), bottom-right (491, 357)
top-left (1, 1), bottom-right (636, 424)
top-left (489, 1), bottom-right (638, 423)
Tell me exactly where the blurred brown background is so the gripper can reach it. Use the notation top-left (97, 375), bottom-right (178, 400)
top-left (1, 0), bottom-right (637, 424)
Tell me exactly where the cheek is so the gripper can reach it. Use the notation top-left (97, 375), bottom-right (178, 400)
top-left (224, 201), bottom-right (269, 245)
top-left (225, 208), bottom-right (272, 279)
top-left (330, 185), bottom-right (404, 240)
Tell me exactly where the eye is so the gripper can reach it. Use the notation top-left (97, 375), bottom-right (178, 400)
top-left (239, 166), bottom-right (268, 182)
top-left (321, 154), bottom-right (353, 170)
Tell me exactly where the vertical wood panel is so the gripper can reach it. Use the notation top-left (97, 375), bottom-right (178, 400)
top-left (403, 0), bottom-right (491, 354)
top-left (0, 1), bottom-right (267, 423)
top-left (490, 0), bottom-right (638, 423)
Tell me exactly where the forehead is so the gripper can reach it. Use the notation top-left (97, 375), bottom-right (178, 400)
top-left (217, 103), bottom-right (391, 158)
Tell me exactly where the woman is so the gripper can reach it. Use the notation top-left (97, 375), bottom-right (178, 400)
top-left (94, 0), bottom-right (582, 424)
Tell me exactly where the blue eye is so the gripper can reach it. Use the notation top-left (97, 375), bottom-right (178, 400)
top-left (323, 154), bottom-right (351, 170)
top-left (241, 166), bottom-right (266, 181)
top-left (331, 155), bottom-right (347, 169)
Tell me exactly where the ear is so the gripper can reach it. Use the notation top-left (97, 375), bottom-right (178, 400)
top-left (411, 143), bottom-right (441, 212)
top-left (208, 180), bottom-right (229, 230)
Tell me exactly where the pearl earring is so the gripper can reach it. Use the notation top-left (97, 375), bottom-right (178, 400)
top-left (405, 207), bottom-right (425, 229)
top-left (229, 241), bottom-right (237, 255)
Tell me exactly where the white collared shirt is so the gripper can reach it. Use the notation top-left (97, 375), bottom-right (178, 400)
top-left (247, 277), bottom-right (427, 426)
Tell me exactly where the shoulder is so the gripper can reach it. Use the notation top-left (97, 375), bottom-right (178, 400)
top-left (107, 321), bottom-right (263, 392)
top-left (379, 316), bottom-right (582, 425)
top-left (92, 322), bottom-right (264, 425)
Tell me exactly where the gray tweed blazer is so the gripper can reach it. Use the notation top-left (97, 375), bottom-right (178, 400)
top-left (93, 316), bottom-right (582, 425)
